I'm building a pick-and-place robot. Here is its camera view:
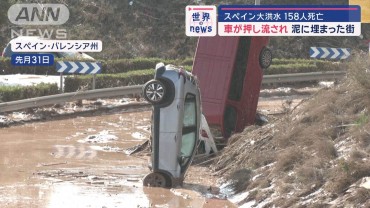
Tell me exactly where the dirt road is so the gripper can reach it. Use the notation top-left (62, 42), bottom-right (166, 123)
top-left (0, 85), bottom-right (315, 207)
top-left (0, 109), bottom-right (235, 208)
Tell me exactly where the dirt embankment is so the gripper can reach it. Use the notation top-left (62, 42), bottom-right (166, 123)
top-left (213, 54), bottom-right (370, 207)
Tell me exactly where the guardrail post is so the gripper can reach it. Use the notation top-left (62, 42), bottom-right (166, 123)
top-left (60, 72), bottom-right (63, 93)
top-left (93, 74), bottom-right (96, 90)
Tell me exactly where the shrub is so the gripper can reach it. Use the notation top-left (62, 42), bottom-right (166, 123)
top-left (0, 57), bottom-right (193, 75)
top-left (0, 57), bottom-right (100, 76)
top-left (179, 58), bottom-right (194, 66)
top-left (0, 83), bottom-right (59, 102)
top-left (265, 61), bottom-right (342, 75)
top-left (274, 147), bottom-right (303, 172)
top-left (0, 57), bottom-right (341, 77)
top-left (102, 58), bottom-right (167, 73)
top-left (272, 58), bottom-right (326, 65)
top-left (228, 168), bottom-right (252, 193)
top-left (64, 69), bottom-right (155, 92)
top-left (348, 53), bottom-right (370, 90)
top-left (0, 57), bottom-right (55, 75)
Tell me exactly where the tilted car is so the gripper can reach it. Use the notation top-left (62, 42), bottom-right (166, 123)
top-left (192, 36), bottom-right (272, 141)
top-left (142, 63), bottom-right (201, 187)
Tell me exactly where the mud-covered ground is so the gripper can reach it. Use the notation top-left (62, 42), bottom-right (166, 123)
top-left (0, 109), bottom-right (237, 208)
top-left (0, 85), bottom-right (324, 207)
top-left (0, 85), bottom-right (322, 127)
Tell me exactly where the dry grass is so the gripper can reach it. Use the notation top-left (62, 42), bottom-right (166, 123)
top-left (357, 130), bottom-right (370, 147)
top-left (248, 176), bottom-right (271, 190)
top-left (296, 165), bottom-right (324, 186)
top-left (274, 147), bottom-right (304, 172)
top-left (254, 189), bottom-right (274, 203)
top-left (275, 182), bottom-right (294, 195)
top-left (349, 150), bottom-right (366, 160)
top-left (274, 196), bottom-right (299, 208)
top-left (315, 139), bottom-right (337, 159)
top-left (327, 173), bottom-right (352, 194)
top-left (227, 168), bottom-right (252, 193)
top-left (212, 53), bottom-right (370, 206)
top-left (347, 188), bottom-right (370, 204)
top-left (309, 203), bottom-right (331, 208)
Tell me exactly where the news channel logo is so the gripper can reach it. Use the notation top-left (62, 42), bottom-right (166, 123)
top-left (186, 5), bottom-right (217, 37)
top-left (8, 4), bottom-right (69, 39)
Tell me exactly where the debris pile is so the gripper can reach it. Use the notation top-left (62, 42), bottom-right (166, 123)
top-left (213, 54), bottom-right (370, 207)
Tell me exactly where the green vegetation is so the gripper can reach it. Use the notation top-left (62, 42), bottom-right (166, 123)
top-left (64, 69), bottom-right (155, 92)
top-left (0, 1), bottom-right (9, 26)
top-left (0, 83), bottom-right (59, 102)
top-left (0, 57), bottom-right (344, 101)
top-left (101, 58), bottom-right (192, 73)
top-left (271, 58), bottom-right (327, 65)
top-left (0, 57), bottom-right (341, 76)
top-left (267, 63), bottom-right (318, 74)
top-left (355, 113), bottom-right (369, 126)
top-left (0, 57), bottom-right (191, 75)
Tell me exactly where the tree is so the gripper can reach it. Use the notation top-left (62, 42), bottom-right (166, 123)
top-left (0, 0), bottom-right (9, 26)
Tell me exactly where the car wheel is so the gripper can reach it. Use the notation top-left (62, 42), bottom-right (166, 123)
top-left (143, 172), bottom-right (169, 187)
top-left (259, 47), bottom-right (272, 69)
top-left (143, 80), bottom-right (166, 104)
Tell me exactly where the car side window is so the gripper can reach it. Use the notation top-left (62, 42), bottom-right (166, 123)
top-left (183, 94), bottom-right (196, 127)
top-left (180, 94), bottom-right (197, 170)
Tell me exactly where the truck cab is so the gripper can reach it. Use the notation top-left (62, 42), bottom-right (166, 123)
top-left (192, 36), bottom-right (271, 140)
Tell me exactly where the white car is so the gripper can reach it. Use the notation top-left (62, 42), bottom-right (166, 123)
top-left (142, 63), bottom-right (201, 187)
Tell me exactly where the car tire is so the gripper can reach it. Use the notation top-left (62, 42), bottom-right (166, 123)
top-left (143, 80), bottom-right (167, 104)
top-left (143, 172), bottom-right (170, 188)
top-left (259, 47), bottom-right (272, 69)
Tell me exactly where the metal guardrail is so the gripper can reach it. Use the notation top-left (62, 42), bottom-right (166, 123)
top-left (0, 85), bottom-right (142, 113)
top-left (0, 71), bottom-right (346, 113)
top-left (262, 71), bottom-right (346, 84)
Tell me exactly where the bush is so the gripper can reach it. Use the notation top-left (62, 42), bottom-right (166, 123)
top-left (64, 69), bottom-right (155, 92)
top-left (272, 58), bottom-right (327, 65)
top-left (179, 58), bottom-right (194, 66)
top-left (0, 57), bottom-right (193, 75)
top-left (96, 57), bottom-right (193, 73)
top-left (266, 63), bottom-right (318, 74)
top-left (103, 58), bottom-right (168, 73)
top-left (348, 53), bottom-right (370, 90)
top-left (0, 57), bottom-right (55, 75)
top-left (0, 57), bottom-right (99, 76)
top-left (0, 83), bottom-right (59, 102)
top-left (265, 61), bottom-right (342, 75)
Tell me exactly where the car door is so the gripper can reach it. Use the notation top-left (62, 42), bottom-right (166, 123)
top-left (180, 93), bottom-right (198, 174)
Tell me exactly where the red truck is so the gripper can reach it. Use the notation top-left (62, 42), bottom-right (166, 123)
top-left (192, 36), bottom-right (271, 140)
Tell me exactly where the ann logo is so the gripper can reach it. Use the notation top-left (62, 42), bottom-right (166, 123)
top-left (8, 4), bottom-right (69, 25)
top-left (15, 6), bottom-right (60, 22)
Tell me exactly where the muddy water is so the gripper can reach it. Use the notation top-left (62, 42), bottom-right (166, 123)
top-left (0, 109), bottom-right (235, 208)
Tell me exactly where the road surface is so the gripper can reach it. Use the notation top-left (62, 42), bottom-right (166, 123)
top-left (0, 109), bottom-right (235, 208)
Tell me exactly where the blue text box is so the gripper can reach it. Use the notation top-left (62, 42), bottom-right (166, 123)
top-left (11, 54), bottom-right (54, 66)
top-left (218, 5), bottom-right (361, 22)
